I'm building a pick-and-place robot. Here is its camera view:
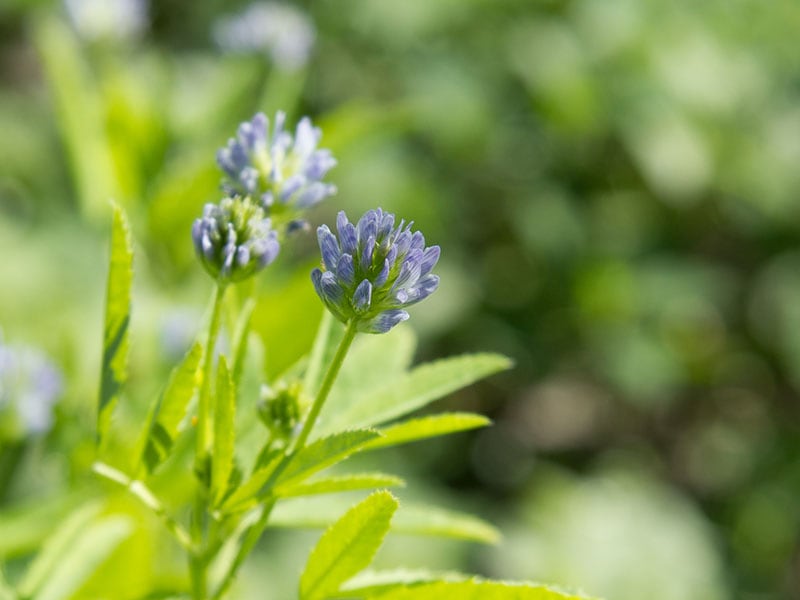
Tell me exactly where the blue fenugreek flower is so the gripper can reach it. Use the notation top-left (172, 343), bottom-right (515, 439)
top-left (192, 196), bottom-right (280, 283)
top-left (216, 111), bottom-right (336, 220)
top-left (0, 334), bottom-right (62, 438)
top-left (311, 209), bottom-right (440, 334)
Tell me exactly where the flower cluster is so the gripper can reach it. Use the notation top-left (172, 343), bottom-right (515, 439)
top-left (0, 335), bottom-right (62, 438)
top-left (192, 196), bottom-right (280, 284)
top-left (312, 209), bottom-right (440, 333)
top-left (213, 2), bottom-right (315, 71)
top-left (216, 111), bottom-right (336, 218)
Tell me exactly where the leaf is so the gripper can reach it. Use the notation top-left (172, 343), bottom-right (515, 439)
top-left (368, 579), bottom-right (598, 599)
top-left (269, 498), bottom-right (499, 544)
top-left (136, 342), bottom-right (203, 474)
top-left (213, 356), bottom-right (237, 504)
top-left (362, 413), bottom-right (491, 451)
top-left (392, 504), bottom-right (500, 544)
top-left (274, 429), bottom-right (383, 489)
top-left (97, 203), bottom-right (133, 446)
top-left (338, 569), bottom-right (468, 597)
top-left (300, 491), bottom-right (398, 600)
top-left (19, 504), bottom-right (132, 600)
top-left (276, 473), bottom-right (406, 498)
top-left (0, 493), bottom-right (85, 559)
top-left (220, 452), bottom-right (283, 513)
top-left (318, 354), bottom-right (511, 434)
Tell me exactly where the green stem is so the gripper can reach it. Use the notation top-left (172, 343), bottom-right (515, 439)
top-left (197, 284), bottom-right (227, 463)
top-left (91, 462), bottom-right (192, 550)
top-left (292, 320), bottom-right (358, 453)
top-left (210, 319), bottom-right (359, 599)
top-left (190, 283), bottom-right (227, 600)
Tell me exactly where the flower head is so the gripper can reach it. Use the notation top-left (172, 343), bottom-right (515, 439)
top-left (213, 2), bottom-right (315, 71)
top-left (192, 196), bottom-right (280, 283)
top-left (311, 209), bottom-right (440, 333)
top-left (0, 335), bottom-right (62, 438)
top-left (216, 111), bottom-right (336, 219)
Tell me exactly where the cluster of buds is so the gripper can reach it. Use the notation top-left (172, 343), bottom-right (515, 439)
top-left (194, 111), bottom-right (336, 283)
top-left (312, 209), bottom-right (440, 333)
top-left (257, 381), bottom-right (307, 442)
top-left (192, 196), bottom-right (280, 284)
top-left (0, 334), bottom-right (62, 439)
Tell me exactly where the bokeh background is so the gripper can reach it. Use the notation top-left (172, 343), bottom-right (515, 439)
top-left (2, 0), bottom-right (800, 598)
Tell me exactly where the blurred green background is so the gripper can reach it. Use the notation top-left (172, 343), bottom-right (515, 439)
top-left (2, 0), bottom-right (800, 598)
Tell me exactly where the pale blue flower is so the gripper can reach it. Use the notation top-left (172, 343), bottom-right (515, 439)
top-left (311, 209), bottom-right (440, 333)
top-left (213, 2), bottom-right (315, 71)
top-left (192, 196), bottom-right (280, 283)
top-left (0, 335), bottom-right (62, 437)
top-left (216, 111), bottom-right (337, 219)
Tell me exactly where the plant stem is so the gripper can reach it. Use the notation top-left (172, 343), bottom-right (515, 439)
top-left (91, 462), bottom-right (192, 550)
top-left (292, 320), bottom-right (358, 453)
top-left (210, 319), bottom-right (359, 599)
top-left (190, 283), bottom-right (227, 600)
top-left (197, 284), bottom-right (227, 464)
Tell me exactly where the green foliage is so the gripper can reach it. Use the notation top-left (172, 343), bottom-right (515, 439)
top-left (276, 473), bottom-right (406, 498)
top-left (363, 413), bottom-right (491, 451)
top-left (97, 204), bottom-right (133, 448)
top-left (18, 503), bottom-right (132, 600)
top-left (136, 342), bottom-right (203, 474)
top-left (363, 580), bottom-right (595, 599)
top-left (212, 356), bottom-right (237, 503)
top-left (318, 353), bottom-right (512, 434)
top-left (300, 491), bottom-right (398, 600)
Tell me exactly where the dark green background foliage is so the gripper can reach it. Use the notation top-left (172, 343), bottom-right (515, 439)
top-left (1, 0), bottom-right (799, 598)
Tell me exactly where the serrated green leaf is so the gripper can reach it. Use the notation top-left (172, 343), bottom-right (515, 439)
top-left (97, 203), bottom-right (133, 446)
top-left (392, 504), bottom-right (500, 544)
top-left (136, 342), bottom-right (203, 474)
top-left (276, 473), bottom-right (406, 498)
top-left (318, 354), bottom-right (511, 434)
top-left (363, 413), bottom-right (491, 451)
top-left (300, 491), bottom-right (399, 600)
top-left (213, 356), bottom-right (237, 504)
top-left (368, 579), bottom-right (598, 599)
top-left (337, 569), bottom-right (468, 597)
top-left (275, 429), bottom-right (383, 489)
top-left (268, 498), bottom-right (499, 544)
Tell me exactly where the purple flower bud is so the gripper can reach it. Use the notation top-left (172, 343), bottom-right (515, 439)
top-left (310, 208), bottom-right (440, 334)
top-left (192, 196), bottom-right (280, 283)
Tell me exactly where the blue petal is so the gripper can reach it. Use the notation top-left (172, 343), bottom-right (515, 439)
top-left (338, 213), bottom-right (358, 255)
top-left (236, 245), bottom-right (250, 267)
top-left (317, 225), bottom-right (341, 272)
top-left (360, 235), bottom-right (376, 272)
top-left (393, 251), bottom-right (422, 289)
top-left (352, 279), bottom-right (372, 313)
top-left (357, 210), bottom-right (378, 244)
top-left (419, 245), bottom-right (440, 277)
top-left (404, 274), bottom-right (439, 305)
top-left (364, 309), bottom-right (409, 334)
top-left (374, 258), bottom-right (390, 288)
top-left (336, 254), bottom-right (355, 285)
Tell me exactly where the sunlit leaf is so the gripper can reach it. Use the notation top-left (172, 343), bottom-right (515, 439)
top-left (300, 491), bottom-right (398, 600)
top-left (318, 354), bottom-right (511, 434)
top-left (136, 342), bottom-right (203, 474)
top-left (367, 579), bottom-right (598, 599)
top-left (363, 413), bottom-right (490, 451)
top-left (213, 356), bottom-right (237, 503)
top-left (97, 203), bottom-right (133, 447)
top-left (276, 473), bottom-right (405, 498)
top-left (19, 503), bottom-right (132, 600)
top-left (275, 430), bottom-right (382, 489)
